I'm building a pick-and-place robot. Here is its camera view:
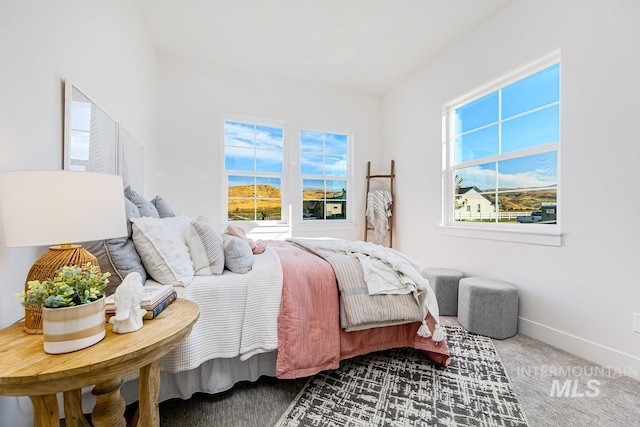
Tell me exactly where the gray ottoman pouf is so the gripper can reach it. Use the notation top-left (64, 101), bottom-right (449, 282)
top-left (421, 268), bottom-right (464, 316)
top-left (458, 277), bottom-right (518, 339)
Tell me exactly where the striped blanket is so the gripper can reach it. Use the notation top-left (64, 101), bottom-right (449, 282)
top-left (287, 238), bottom-right (440, 335)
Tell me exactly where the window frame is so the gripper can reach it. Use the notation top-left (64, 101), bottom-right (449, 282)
top-left (222, 116), bottom-right (288, 225)
top-left (299, 127), bottom-right (352, 224)
top-left (441, 51), bottom-right (562, 246)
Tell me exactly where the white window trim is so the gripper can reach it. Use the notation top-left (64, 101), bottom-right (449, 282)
top-left (441, 50), bottom-right (562, 246)
top-left (221, 115), bottom-right (289, 227)
top-left (297, 126), bottom-right (354, 228)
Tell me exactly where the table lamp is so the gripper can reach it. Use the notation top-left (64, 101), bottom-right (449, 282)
top-left (0, 170), bottom-right (127, 333)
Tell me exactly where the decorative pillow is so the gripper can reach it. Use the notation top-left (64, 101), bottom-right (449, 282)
top-left (151, 195), bottom-right (175, 218)
top-left (226, 225), bottom-right (267, 254)
top-left (185, 215), bottom-right (225, 276)
top-left (124, 198), bottom-right (140, 237)
top-left (222, 233), bottom-right (254, 274)
top-left (81, 240), bottom-right (123, 296)
top-left (98, 196), bottom-right (147, 291)
top-left (104, 238), bottom-right (147, 288)
top-left (124, 186), bottom-right (159, 218)
top-left (130, 216), bottom-right (194, 286)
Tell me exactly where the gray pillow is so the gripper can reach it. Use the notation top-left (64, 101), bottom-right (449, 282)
top-left (124, 198), bottom-right (140, 237)
top-left (124, 186), bottom-right (159, 218)
top-left (151, 195), bottom-right (175, 218)
top-left (222, 234), bottom-right (253, 274)
top-left (103, 191), bottom-right (148, 285)
top-left (81, 240), bottom-right (122, 296)
top-left (105, 238), bottom-right (147, 284)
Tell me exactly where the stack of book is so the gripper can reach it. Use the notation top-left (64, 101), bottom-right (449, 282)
top-left (106, 284), bottom-right (177, 320)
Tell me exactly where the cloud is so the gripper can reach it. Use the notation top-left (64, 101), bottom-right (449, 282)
top-left (460, 164), bottom-right (556, 190)
top-left (225, 121), bottom-right (284, 151)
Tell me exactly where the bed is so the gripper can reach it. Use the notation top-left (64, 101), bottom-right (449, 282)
top-left (91, 236), bottom-right (451, 412)
top-left (74, 186), bottom-right (452, 412)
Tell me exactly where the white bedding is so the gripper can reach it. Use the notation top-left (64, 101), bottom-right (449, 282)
top-left (158, 245), bottom-right (283, 371)
top-left (79, 247), bottom-right (283, 414)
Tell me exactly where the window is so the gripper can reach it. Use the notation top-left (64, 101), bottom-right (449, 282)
top-left (224, 120), bottom-right (284, 221)
top-left (300, 130), bottom-right (349, 220)
top-left (444, 55), bottom-right (560, 233)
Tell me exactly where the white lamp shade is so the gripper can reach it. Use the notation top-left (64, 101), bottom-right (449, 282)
top-left (0, 170), bottom-right (127, 247)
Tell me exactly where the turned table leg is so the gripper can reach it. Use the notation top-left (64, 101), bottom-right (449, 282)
top-left (63, 389), bottom-right (91, 427)
top-left (63, 390), bottom-right (91, 427)
top-left (28, 394), bottom-right (59, 427)
top-left (137, 360), bottom-right (161, 427)
top-left (91, 377), bottom-right (126, 427)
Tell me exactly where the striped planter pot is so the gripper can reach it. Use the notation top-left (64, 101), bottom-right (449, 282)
top-left (42, 297), bottom-right (106, 354)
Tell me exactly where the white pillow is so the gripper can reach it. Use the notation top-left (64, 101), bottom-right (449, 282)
top-left (185, 216), bottom-right (225, 276)
top-left (130, 216), bottom-right (194, 286)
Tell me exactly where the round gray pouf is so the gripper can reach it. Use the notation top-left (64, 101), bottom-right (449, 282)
top-left (421, 268), bottom-right (464, 316)
top-left (458, 277), bottom-right (518, 339)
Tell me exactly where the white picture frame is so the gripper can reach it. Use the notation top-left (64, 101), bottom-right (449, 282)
top-left (118, 126), bottom-right (144, 193)
top-left (63, 81), bottom-right (118, 174)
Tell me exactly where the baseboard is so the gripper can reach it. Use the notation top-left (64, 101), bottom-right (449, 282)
top-left (517, 317), bottom-right (640, 380)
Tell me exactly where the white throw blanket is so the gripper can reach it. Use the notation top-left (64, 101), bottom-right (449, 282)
top-left (287, 238), bottom-right (445, 342)
top-left (160, 246), bottom-right (283, 373)
top-left (366, 190), bottom-right (393, 236)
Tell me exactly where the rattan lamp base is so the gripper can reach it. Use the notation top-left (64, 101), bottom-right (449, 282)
top-left (23, 244), bottom-right (100, 334)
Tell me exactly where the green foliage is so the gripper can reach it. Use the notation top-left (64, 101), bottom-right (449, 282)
top-left (454, 175), bottom-right (468, 210)
top-left (17, 263), bottom-right (110, 308)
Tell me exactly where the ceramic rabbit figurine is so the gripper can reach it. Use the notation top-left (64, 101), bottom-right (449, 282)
top-left (109, 272), bottom-right (147, 333)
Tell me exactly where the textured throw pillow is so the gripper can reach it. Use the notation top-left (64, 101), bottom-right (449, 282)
top-left (102, 197), bottom-right (147, 289)
top-left (124, 186), bottom-right (159, 218)
top-left (222, 233), bottom-right (254, 274)
top-left (81, 240), bottom-right (123, 296)
top-left (185, 215), bottom-right (225, 276)
top-left (104, 238), bottom-right (147, 288)
top-left (151, 195), bottom-right (175, 218)
top-left (131, 216), bottom-right (194, 286)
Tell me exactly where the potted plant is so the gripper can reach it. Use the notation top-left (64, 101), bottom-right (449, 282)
top-left (17, 263), bottom-right (111, 354)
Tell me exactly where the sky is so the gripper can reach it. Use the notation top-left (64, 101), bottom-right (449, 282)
top-left (225, 122), bottom-right (348, 195)
top-left (453, 63), bottom-right (559, 192)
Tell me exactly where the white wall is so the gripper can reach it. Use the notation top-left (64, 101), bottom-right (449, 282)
top-left (155, 56), bottom-right (383, 240)
top-left (384, 0), bottom-right (640, 374)
top-left (0, 1), bottom-right (157, 425)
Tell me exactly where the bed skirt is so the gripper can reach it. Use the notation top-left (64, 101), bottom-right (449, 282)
top-left (80, 352), bottom-right (277, 413)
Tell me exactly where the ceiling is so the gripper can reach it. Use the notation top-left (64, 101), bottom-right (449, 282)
top-left (134, 0), bottom-right (511, 95)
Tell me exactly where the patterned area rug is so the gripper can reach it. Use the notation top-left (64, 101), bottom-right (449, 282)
top-left (275, 326), bottom-right (528, 426)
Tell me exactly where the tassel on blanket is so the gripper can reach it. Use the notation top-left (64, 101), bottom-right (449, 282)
top-left (417, 320), bottom-right (446, 343)
top-left (431, 324), bottom-right (446, 343)
top-left (417, 320), bottom-right (432, 338)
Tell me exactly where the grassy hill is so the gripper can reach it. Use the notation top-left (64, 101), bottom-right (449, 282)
top-left (228, 184), bottom-right (281, 198)
top-left (482, 189), bottom-right (556, 211)
top-left (228, 185), bottom-right (281, 220)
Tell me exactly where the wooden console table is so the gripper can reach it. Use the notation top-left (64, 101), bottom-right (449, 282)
top-left (0, 298), bottom-right (199, 427)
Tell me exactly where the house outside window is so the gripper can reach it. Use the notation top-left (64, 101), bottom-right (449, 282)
top-left (444, 53), bottom-right (560, 232)
top-left (224, 120), bottom-right (284, 221)
top-left (300, 130), bottom-right (349, 221)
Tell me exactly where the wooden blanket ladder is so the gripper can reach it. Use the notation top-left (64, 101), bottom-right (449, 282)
top-left (364, 160), bottom-right (395, 247)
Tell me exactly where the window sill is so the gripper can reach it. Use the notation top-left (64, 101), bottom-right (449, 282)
top-left (439, 225), bottom-right (563, 247)
top-left (297, 221), bottom-right (358, 233)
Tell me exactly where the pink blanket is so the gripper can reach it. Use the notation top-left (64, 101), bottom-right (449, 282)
top-left (270, 241), bottom-right (450, 379)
